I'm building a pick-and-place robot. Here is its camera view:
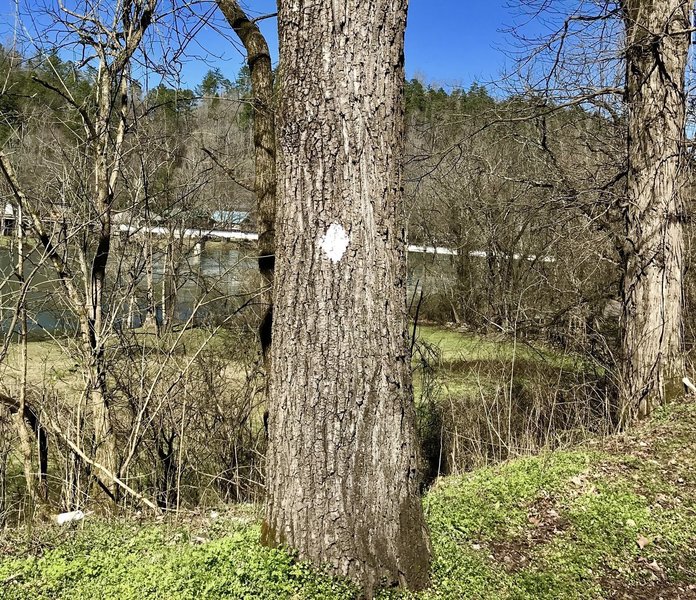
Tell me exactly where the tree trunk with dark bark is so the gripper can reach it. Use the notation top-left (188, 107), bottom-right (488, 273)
top-left (0, 392), bottom-right (48, 503)
top-left (620, 0), bottom-right (692, 421)
top-left (216, 0), bottom-right (277, 357)
top-left (263, 1), bottom-right (431, 595)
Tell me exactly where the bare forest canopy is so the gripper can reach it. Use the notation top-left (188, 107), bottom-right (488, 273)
top-left (0, 35), bottom-right (694, 500)
top-left (0, 44), bottom-right (644, 345)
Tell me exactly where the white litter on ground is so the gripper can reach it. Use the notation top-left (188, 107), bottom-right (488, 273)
top-left (55, 510), bottom-right (86, 525)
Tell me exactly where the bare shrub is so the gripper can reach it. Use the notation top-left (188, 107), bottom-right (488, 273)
top-left (413, 332), bottom-right (615, 481)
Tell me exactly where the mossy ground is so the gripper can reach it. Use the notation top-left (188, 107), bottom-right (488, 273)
top-left (3, 393), bottom-right (696, 599)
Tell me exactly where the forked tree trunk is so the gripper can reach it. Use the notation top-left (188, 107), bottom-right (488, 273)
top-left (620, 0), bottom-right (692, 421)
top-left (264, 1), bottom-right (431, 595)
top-left (82, 69), bottom-right (125, 500)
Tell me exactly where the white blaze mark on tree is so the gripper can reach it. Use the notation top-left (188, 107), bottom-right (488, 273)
top-left (320, 223), bottom-right (350, 262)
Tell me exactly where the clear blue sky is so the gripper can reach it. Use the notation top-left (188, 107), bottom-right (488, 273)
top-left (176, 0), bottom-right (524, 91)
top-left (1, 0), bottom-right (530, 91)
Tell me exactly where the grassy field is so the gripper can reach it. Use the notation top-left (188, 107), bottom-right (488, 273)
top-left (3, 323), bottom-right (578, 388)
top-left (4, 325), bottom-right (689, 598)
top-left (0, 325), bottom-right (247, 392)
top-left (2, 393), bottom-right (695, 599)
top-left (414, 324), bottom-right (595, 394)
top-left (417, 325), bottom-right (570, 365)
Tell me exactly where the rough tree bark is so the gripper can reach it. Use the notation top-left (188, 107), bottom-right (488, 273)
top-left (620, 0), bottom-right (693, 420)
top-left (263, 0), bottom-right (431, 595)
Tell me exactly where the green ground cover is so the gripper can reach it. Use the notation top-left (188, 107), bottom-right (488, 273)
top-left (2, 394), bottom-right (695, 599)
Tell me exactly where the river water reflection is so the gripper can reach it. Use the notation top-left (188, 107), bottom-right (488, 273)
top-left (0, 242), bottom-right (257, 337)
top-left (0, 241), bottom-right (445, 338)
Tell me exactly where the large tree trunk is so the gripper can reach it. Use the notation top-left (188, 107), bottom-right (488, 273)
top-left (263, 1), bottom-right (431, 595)
top-left (620, 0), bottom-right (692, 421)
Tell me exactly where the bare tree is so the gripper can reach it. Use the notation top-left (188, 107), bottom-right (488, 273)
top-left (1, 0), bottom-right (158, 498)
top-left (505, 0), bottom-right (694, 422)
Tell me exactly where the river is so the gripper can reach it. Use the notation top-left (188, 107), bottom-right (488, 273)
top-left (0, 241), bottom-right (447, 338)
